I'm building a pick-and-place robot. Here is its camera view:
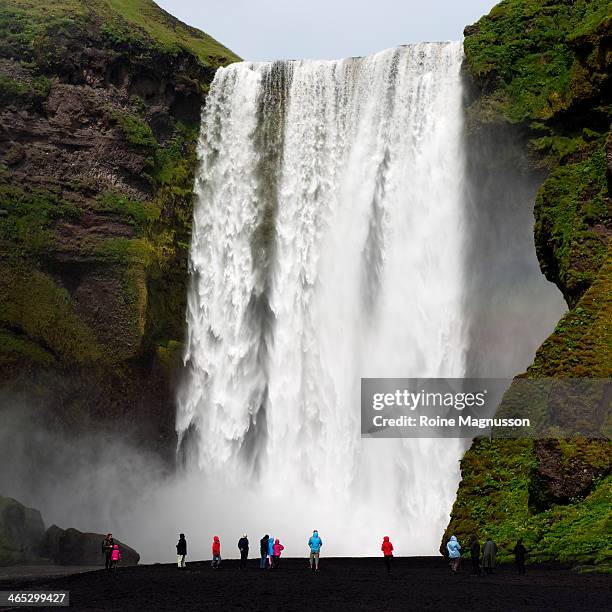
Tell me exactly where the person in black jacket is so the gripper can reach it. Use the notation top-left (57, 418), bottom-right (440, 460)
top-left (176, 533), bottom-right (187, 568)
top-left (238, 533), bottom-right (249, 569)
top-left (469, 534), bottom-right (481, 576)
top-left (102, 534), bottom-right (114, 571)
top-left (259, 535), bottom-right (269, 569)
top-left (514, 539), bottom-right (527, 575)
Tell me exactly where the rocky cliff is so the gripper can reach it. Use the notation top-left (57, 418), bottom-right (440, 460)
top-left (0, 1), bottom-right (239, 453)
top-left (0, 494), bottom-right (139, 566)
top-left (444, 0), bottom-right (611, 564)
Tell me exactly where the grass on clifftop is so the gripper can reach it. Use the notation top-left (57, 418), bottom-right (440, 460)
top-left (102, 0), bottom-right (240, 65)
top-left (0, 0), bottom-right (240, 67)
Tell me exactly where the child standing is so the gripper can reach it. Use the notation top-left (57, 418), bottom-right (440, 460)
top-left (272, 538), bottom-right (284, 569)
top-left (110, 544), bottom-right (121, 574)
top-left (211, 536), bottom-right (221, 568)
top-left (381, 536), bottom-right (393, 575)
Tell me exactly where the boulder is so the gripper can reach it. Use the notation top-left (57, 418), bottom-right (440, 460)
top-left (0, 496), bottom-right (45, 565)
top-left (43, 526), bottom-right (139, 566)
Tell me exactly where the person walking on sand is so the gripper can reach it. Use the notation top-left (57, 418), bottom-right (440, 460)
top-left (211, 536), bottom-right (221, 568)
top-left (483, 537), bottom-right (497, 574)
top-left (102, 533), bottom-right (114, 571)
top-left (110, 544), bottom-right (121, 575)
top-left (308, 530), bottom-right (323, 573)
top-left (176, 533), bottom-right (187, 568)
top-left (381, 536), bottom-right (394, 575)
top-left (267, 534), bottom-right (275, 568)
top-left (446, 535), bottom-right (461, 574)
top-left (469, 534), bottom-right (481, 576)
top-left (260, 535), bottom-right (269, 569)
top-left (514, 539), bottom-right (527, 575)
top-left (272, 538), bottom-right (284, 568)
top-left (238, 533), bottom-right (249, 569)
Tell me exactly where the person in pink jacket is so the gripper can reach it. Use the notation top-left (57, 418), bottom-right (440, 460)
top-left (110, 544), bottom-right (121, 574)
top-left (272, 538), bottom-right (284, 569)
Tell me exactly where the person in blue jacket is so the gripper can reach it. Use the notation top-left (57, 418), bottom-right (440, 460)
top-left (308, 530), bottom-right (323, 572)
top-left (446, 535), bottom-right (461, 574)
top-left (267, 534), bottom-right (275, 568)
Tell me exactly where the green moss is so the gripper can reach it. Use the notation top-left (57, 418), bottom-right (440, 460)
top-left (528, 252), bottom-right (612, 377)
top-left (0, 266), bottom-right (102, 367)
top-left (464, 0), bottom-right (611, 124)
top-left (155, 339), bottom-right (183, 378)
top-left (0, 174), bottom-right (82, 260)
top-left (96, 237), bottom-right (155, 266)
top-left (96, 192), bottom-right (160, 233)
top-left (0, 5), bottom-right (39, 59)
top-left (128, 123), bottom-right (199, 356)
top-left (112, 111), bottom-right (157, 149)
top-left (534, 140), bottom-right (610, 304)
top-left (0, 328), bottom-right (55, 373)
top-left (153, 122), bottom-right (199, 187)
top-left (120, 263), bottom-right (148, 343)
top-left (0, 74), bottom-right (31, 102)
top-left (557, 438), bottom-right (611, 471)
top-left (530, 134), bottom-right (584, 163)
top-left (575, 563), bottom-right (612, 574)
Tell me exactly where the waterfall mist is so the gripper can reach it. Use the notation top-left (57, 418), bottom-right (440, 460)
top-left (460, 115), bottom-right (567, 377)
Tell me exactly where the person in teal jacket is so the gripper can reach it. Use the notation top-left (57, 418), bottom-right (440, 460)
top-left (308, 530), bottom-right (323, 572)
top-left (446, 535), bottom-right (461, 574)
top-left (267, 534), bottom-right (275, 568)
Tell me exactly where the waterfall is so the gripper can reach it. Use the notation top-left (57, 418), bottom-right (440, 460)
top-left (178, 43), bottom-right (468, 555)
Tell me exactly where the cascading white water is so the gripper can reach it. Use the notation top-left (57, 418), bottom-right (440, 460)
top-left (178, 43), bottom-right (468, 555)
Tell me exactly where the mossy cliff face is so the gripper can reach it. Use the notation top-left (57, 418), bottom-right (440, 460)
top-left (0, 0), bottom-right (239, 451)
top-left (445, 0), bottom-right (611, 564)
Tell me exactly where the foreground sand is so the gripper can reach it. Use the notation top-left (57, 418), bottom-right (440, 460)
top-left (1, 557), bottom-right (609, 611)
top-left (0, 565), bottom-right (100, 581)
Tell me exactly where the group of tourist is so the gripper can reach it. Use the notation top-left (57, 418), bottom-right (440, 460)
top-left (103, 531), bottom-right (527, 576)
top-left (175, 530), bottom-right (324, 572)
top-left (446, 534), bottom-right (527, 575)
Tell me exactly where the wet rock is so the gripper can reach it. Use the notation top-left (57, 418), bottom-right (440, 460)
top-left (43, 526), bottom-right (140, 566)
top-left (0, 496), bottom-right (45, 565)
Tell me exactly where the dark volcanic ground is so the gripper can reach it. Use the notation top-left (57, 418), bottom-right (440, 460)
top-left (1, 557), bottom-right (610, 611)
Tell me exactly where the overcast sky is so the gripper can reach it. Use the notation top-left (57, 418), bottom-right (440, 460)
top-left (156, 0), bottom-right (499, 62)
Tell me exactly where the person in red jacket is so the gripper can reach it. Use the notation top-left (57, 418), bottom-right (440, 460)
top-left (211, 536), bottom-right (221, 568)
top-left (381, 536), bottom-right (394, 575)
